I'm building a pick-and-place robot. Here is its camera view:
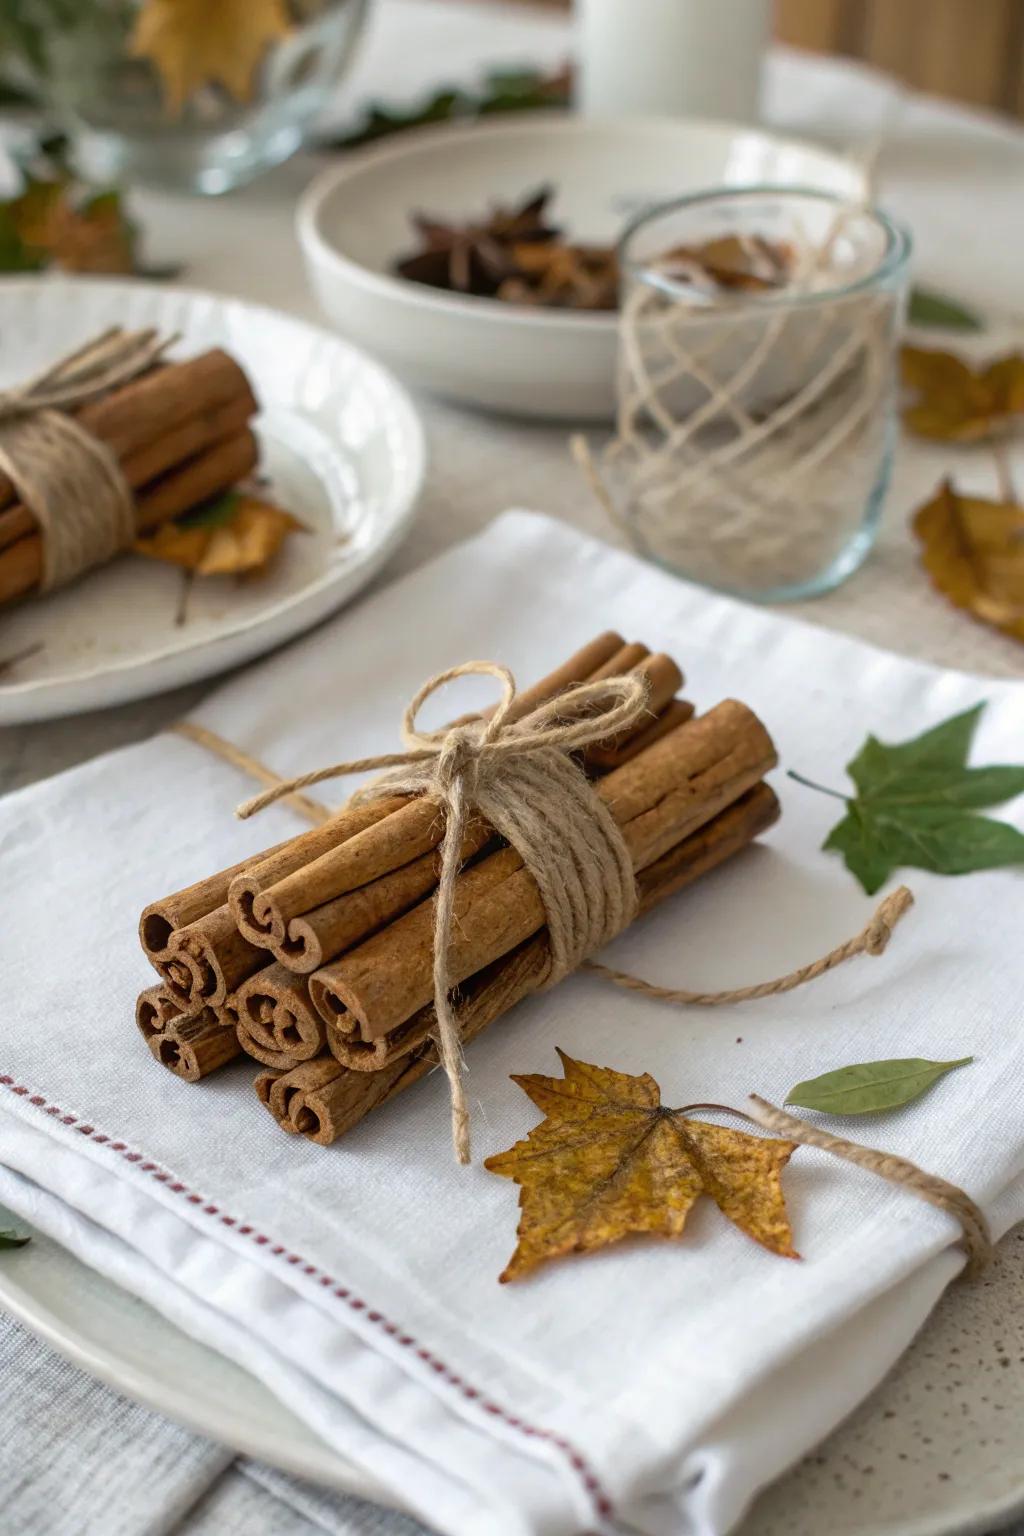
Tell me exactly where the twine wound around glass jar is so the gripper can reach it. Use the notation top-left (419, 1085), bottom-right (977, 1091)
top-left (576, 187), bottom-right (908, 601)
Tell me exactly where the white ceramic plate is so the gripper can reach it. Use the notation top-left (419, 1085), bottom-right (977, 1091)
top-left (297, 114), bottom-right (866, 420)
top-left (2, 1218), bottom-right (1023, 1536)
top-left (0, 279), bottom-right (425, 725)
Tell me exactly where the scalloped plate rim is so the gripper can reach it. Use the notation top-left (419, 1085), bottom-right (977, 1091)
top-left (0, 277), bottom-right (426, 723)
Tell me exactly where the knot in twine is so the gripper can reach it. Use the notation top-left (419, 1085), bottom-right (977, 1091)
top-left (0, 326), bottom-right (172, 591)
top-left (237, 662), bottom-right (650, 1162)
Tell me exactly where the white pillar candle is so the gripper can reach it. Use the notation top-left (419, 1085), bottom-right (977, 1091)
top-left (575, 0), bottom-right (769, 122)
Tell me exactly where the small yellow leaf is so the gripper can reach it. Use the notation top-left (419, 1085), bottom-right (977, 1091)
top-left (912, 478), bottom-right (1024, 643)
top-left (134, 494), bottom-right (304, 578)
top-left (901, 344), bottom-right (1024, 442)
top-left (130, 0), bottom-right (291, 115)
top-left (485, 1050), bottom-right (797, 1282)
top-left (8, 180), bottom-right (136, 275)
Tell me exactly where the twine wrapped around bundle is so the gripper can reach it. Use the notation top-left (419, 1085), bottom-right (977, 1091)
top-left (237, 662), bottom-right (650, 1161)
top-left (0, 327), bottom-right (172, 590)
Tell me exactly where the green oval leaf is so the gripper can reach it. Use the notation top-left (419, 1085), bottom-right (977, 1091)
top-left (785, 1056), bottom-right (972, 1116)
top-left (908, 286), bottom-right (983, 333)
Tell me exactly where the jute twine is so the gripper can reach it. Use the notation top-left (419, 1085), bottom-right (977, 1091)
top-left (574, 146), bottom-right (899, 592)
top-left (232, 662), bottom-right (646, 1162)
top-left (165, 678), bottom-right (991, 1274)
top-left (0, 327), bottom-right (172, 590)
top-left (748, 1098), bottom-right (992, 1276)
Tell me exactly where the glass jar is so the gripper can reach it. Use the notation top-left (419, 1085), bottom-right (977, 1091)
top-left (609, 187), bottom-right (912, 602)
top-left (3, 0), bottom-right (369, 195)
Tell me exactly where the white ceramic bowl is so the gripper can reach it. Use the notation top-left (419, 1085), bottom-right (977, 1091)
top-left (297, 114), bottom-right (866, 421)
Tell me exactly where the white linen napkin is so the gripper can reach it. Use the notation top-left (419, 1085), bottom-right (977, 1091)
top-left (1, 511), bottom-right (1022, 1536)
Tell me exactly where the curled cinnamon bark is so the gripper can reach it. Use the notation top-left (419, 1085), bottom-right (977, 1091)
top-left (234, 963), bottom-right (326, 1069)
top-left (136, 986), bottom-right (241, 1082)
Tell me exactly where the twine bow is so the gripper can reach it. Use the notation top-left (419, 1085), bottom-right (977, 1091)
top-left (237, 662), bottom-right (651, 1161)
top-left (0, 326), bottom-right (173, 591)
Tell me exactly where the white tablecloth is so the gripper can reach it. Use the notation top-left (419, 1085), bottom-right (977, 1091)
top-left (1, 3), bottom-right (1023, 1534)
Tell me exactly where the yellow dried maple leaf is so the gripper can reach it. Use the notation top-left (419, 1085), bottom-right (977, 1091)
top-left (913, 478), bottom-right (1024, 643)
top-left (485, 1050), bottom-right (797, 1282)
top-left (134, 492), bottom-right (305, 578)
top-left (901, 345), bottom-right (1024, 442)
top-left (130, 0), bottom-right (291, 115)
top-left (11, 180), bottom-right (135, 274)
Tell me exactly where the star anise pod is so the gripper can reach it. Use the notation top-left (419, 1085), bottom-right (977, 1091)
top-left (395, 187), bottom-right (561, 298)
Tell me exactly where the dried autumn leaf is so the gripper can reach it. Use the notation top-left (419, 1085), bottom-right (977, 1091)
top-left (2, 177), bottom-right (136, 275)
top-left (48, 190), bottom-right (137, 275)
top-left (901, 345), bottom-right (1024, 441)
top-left (134, 492), bottom-right (305, 577)
top-left (130, 0), bottom-right (291, 114)
top-left (485, 1050), bottom-right (797, 1282)
top-left (913, 478), bottom-right (1024, 643)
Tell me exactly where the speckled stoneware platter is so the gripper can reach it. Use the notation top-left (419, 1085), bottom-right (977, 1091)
top-left (1, 1210), bottom-right (1022, 1534)
top-left (0, 279), bottom-right (425, 725)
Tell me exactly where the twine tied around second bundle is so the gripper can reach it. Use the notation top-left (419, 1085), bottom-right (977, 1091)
top-left (0, 326), bottom-right (171, 590)
top-left (236, 662), bottom-right (649, 1161)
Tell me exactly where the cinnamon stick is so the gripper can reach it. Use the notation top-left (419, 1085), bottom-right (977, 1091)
top-left (136, 986), bottom-right (242, 1081)
top-left (593, 697), bottom-right (695, 772)
top-left (158, 903), bottom-right (265, 1014)
top-left (146, 1010), bottom-right (242, 1082)
top-left (266, 784), bottom-right (780, 1140)
top-left (234, 963), bottom-right (327, 1069)
top-left (264, 817), bottom-right (495, 973)
top-left (135, 983), bottom-right (181, 1043)
top-left (309, 700), bottom-right (776, 1048)
top-left (229, 797), bottom-right (404, 947)
top-left (141, 835), bottom-right (296, 962)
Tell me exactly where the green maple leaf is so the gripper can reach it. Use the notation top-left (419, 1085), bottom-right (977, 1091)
top-left (798, 704), bottom-right (1024, 894)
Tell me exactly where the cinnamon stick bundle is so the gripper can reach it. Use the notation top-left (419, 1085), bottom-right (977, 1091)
top-left (0, 348), bottom-right (260, 608)
top-left (309, 699), bottom-right (775, 1066)
top-left (257, 785), bottom-right (779, 1143)
top-left (136, 633), bottom-right (772, 1142)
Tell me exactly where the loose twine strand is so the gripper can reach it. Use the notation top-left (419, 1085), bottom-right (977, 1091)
top-left (0, 327), bottom-right (174, 590)
top-left (166, 676), bottom-right (991, 1272)
top-left (589, 885), bottom-right (914, 1005)
top-left (748, 1097), bottom-right (992, 1276)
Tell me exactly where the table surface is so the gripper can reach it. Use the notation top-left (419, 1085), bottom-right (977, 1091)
top-left (1, 2), bottom-right (1022, 1533)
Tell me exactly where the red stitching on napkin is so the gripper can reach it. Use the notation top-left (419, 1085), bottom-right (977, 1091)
top-left (0, 1073), bottom-right (614, 1523)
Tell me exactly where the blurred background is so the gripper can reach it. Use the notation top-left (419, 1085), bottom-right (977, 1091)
top-left (487, 0), bottom-right (1024, 120)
